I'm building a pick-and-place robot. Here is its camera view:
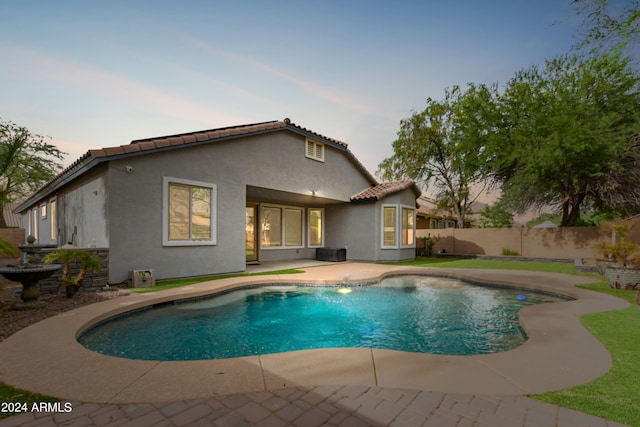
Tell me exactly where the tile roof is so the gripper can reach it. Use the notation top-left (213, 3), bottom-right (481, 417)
top-left (84, 118), bottom-right (351, 160)
top-left (2, 202), bottom-right (21, 228)
top-left (15, 118), bottom-right (376, 213)
top-left (351, 180), bottom-right (421, 203)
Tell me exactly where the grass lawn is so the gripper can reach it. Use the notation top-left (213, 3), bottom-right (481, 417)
top-left (383, 256), bottom-right (578, 274)
top-left (1, 258), bottom-right (637, 425)
top-left (533, 281), bottom-right (639, 427)
top-left (0, 383), bottom-right (58, 419)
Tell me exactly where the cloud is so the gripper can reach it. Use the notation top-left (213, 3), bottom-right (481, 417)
top-left (0, 41), bottom-right (248, 126)
top-left (176, 33), bottom-right (378, 115)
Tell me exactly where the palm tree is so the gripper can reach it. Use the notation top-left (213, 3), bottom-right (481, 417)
top-left (43, 249), bottom-right (101, 297)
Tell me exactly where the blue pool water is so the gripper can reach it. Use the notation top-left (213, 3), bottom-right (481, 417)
top-left (78, 275), bottom-right (568, 361)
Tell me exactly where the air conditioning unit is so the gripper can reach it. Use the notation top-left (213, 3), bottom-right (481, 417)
top-left (129, 269), bottom-right (155, 288)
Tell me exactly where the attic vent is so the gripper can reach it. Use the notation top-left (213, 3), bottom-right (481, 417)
top-left (305, 138), bottom-right (324, 162)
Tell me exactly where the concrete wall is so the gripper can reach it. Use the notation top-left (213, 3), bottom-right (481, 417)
top-left (0, 228), bottom-right (23, 266)
top-left (419, 226), bottom-right (611, 259)
top-left (628, 215), bottom-right (640, 245)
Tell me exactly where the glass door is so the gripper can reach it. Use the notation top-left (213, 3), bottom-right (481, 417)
top-left (246, 205), bottom-right (258, 263)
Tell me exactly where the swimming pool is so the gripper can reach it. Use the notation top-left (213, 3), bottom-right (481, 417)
top-left (78, 275), bottom-right (569, 361)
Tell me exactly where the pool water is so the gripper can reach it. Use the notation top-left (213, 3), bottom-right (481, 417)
top-left (78, 275), bottom-right (568, 361)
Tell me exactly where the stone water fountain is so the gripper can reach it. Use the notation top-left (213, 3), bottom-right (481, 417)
top-left (0, 235), bottom-right (61, 309)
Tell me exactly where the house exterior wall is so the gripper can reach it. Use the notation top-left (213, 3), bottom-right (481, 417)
top-left (106, 131), bottom-right (376, 283)
top-left (18, 166), bottom-right (109, 247)
top-left (375, 190), bottom-right (417, 262)
top-left (325, 203), bottom-right (377, 260)
top-left (61, 170), bottom-right (109, 248)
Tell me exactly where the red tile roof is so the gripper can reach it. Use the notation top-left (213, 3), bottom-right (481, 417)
top-left (351, 180), bottom-right (421, 203)
top-left (15, 119), bottom-right (379, 212)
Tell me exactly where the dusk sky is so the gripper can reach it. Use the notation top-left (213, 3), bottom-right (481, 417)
top-left (1, 0), bottom-right (588, 197)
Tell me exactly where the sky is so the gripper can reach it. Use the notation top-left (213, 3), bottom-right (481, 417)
top-left (1, 0), bottom-right (586, 201)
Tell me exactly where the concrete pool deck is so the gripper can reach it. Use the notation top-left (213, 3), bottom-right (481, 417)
top-left (0, 262), bottom-right (631, 426)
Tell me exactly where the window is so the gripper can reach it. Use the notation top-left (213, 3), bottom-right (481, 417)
top-left (308, 208), bottom-right (324, 247)
top-left (402, 207), bottom-right (415, 246)
top-left (261, 205), bottom-right (304, 248)
top-left (50, 199), bottom-right (57, 241)
top-left (40, 204), bottom-right (47, 218)
top-left (305, 138), bottom-right (324, 162)
top-left (261, 207), bottom-right (282, 247)
top-left (382, 205), bottom-right (415, 249)
top-left (284, 208), bottom-right (303, 246)
top-left (163, 177), bottom-right (216, 246)
top-left (382, 206), bottom-right (396, 247)
top-left (32, 208), bottom-right (38, 240)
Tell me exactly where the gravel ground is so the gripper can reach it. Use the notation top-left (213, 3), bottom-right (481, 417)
top-left (0, 278), bottom-right (123, 342)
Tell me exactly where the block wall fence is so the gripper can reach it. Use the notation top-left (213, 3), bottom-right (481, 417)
top-left (417, 217), bottom-right (640, 260)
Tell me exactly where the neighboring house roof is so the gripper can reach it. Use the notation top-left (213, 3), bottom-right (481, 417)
top-left (15, 118), bottom-right (379, 213)
top-left (2, 202), bottom-right (21, 228)
top-left (416, 204), bottom-right (435, 217)
top-left (533, 220), bottom-right (558, 228)
top-left (351, 180), bottom-right (421, 203)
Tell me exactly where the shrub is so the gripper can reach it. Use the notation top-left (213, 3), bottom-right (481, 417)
top-left (421, 234), bottom-right (441, 257)
top-left (501, 248), bottom-right (520, 256)
top-left (42, 249), bottom-right (101, 297)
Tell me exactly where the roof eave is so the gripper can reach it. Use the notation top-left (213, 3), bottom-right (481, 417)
top-left (13, 156), bottom-right (102, 214)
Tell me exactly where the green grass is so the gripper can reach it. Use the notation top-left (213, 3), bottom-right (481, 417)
top-left (128, 268), bottom-right (304, 293)
top-left (0, 383), bottom-right (58, 419)
top-left (532, 276), bottom-right (640, 427)
top-left (383, 256), bottom-right (577, 274)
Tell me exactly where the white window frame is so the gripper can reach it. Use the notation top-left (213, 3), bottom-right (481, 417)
top-left (381, 204), bottom-right (416, 249)
top-left (401, 204), bottom-right (416, 247)
top-left (305, 138), bottom-right (324, 162)
top-left (50, 198), bottom-right (57, 242)
top-left (162, 176), bottom-right (217, 247)
top-left (260, 204), bottom-right (305, 250)
top-left (32, 208), bottom-right (38, 240)
top-left (381, 204), bottom-right (397, 249)
top-left (307, 207), bottom-right (324, 248)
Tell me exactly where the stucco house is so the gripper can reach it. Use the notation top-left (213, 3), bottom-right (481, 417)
top-left (15, 119), bottom-right (420, 284)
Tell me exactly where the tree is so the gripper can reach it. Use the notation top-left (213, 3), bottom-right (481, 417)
top-left (478, 203), bottom-right (513, 228)
top-left (480, 52), bottom-right (640, 226)
top-left (0, 119), bottom-right (66, 228)
top-left (571, 0), bottom-right (640, 57)
top-left (377, 86), bottom-right (490, 228)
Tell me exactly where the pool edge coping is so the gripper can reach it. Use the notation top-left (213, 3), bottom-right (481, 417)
top-left (0, 263), bottom-right (629, 404)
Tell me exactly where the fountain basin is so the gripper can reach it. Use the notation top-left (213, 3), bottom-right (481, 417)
top-left (0, 264), bottom-right (62, 309)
